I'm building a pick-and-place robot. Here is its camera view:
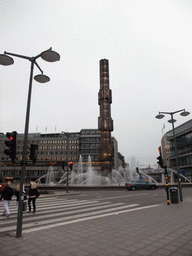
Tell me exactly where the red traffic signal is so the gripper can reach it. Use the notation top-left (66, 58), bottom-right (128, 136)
top-left (68, 161), bottom-right (73, 170)
top-left (157, 146), bottom-right (164, 168)
top-left (4, 131), bottom-right (17, 162)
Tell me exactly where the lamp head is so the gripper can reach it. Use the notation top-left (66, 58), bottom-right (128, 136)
top-left (41, 49), bottom-right (60, 62)
top-left (34, 74), bottom-right (50, 83)
top-left (0, 54), bottom-right (14, 66)
top-left (180, 111), bottom-right (190, 117)
top-left (168, 119), bottom-right (176, 124)
top-left (155, 114), bottom-right (165, 119)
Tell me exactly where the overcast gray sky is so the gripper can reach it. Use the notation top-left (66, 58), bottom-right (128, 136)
top-left (1, 0), bottom-right (192, 167)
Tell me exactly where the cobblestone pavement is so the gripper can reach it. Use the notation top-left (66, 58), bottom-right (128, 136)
top-left (0, 194), bottom-right (192, 256)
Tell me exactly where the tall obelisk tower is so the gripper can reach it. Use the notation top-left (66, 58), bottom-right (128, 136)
top-left (98, 59), bottom-right (114, 175)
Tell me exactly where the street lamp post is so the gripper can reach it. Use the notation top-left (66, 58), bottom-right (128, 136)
top-left (0, 48), bottom-right (60, 237)
top-left (155, 109), bottom-right (190, 202)
top-left (66, 132), bottom-right (69, 193)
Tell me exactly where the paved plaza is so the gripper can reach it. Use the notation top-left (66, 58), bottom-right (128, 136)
top-left (0, 192), bottom-right (192, 256)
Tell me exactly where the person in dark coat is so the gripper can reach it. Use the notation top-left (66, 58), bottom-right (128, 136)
top-left (28, 182), bottom-right (39, 213)
top-left (0, 181), bottom-right (14, 217)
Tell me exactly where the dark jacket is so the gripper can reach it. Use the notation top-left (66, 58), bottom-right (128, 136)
top-left (0, 186), bottom-right (14, 200)
top-left (28, 188), bottom-right (39, 198)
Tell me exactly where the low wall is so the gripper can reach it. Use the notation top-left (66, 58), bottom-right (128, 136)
top-left (27, 183), bottom-right (192, 192)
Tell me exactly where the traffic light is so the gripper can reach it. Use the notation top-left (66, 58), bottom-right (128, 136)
top-left (30, 144), bottom-right (38, 163)
top-left (157, 147), bottom-right (164, 168)
top-left (69, 161), bottom-right (73, 170)
top-left (157, 156), bottom-right (163, 168)
top-left (4, 131), bottom-right (17, 162)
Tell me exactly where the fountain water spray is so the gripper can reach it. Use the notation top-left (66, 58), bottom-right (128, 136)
top-left (35, 155), bottom-right (191, 186)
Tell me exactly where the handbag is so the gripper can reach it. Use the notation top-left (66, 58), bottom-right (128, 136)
top-left (23, 201), bottom-right (27, 211)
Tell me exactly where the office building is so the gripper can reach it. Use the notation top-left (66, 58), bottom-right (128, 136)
top-left (0, 129), bottom-right (122, 181)
top-left (166, 119), bottom-right (192, 180)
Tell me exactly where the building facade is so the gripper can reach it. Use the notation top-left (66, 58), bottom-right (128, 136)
top-left (161, 133), bottom-right (171, 167)
top-left (0, 129), bottom-right (123, 181)
top-left (166, 119), bottom-right (192, 181)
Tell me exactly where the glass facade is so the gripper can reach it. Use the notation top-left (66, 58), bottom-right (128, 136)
top-left (79, 129), bottom-right (100, 162)
top-left (167, 119), bottom-right (192, 180)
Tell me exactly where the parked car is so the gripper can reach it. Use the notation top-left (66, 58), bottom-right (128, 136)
top-left (0, 183), bottom-right (7, 194)
top-left (125, 179), bottom-right (158, 191)
top-left (0, 177), bottom-right (14, 194)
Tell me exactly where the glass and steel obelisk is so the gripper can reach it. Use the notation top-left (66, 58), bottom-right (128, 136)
top-left (98, 59), bottom-right (114, 175)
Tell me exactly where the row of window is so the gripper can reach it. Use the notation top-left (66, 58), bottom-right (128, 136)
top-left (36, 156), bottom-right (77, 161)
top-left (170, 154), bottom-right (192, 167)
top-left (16, 140), bottom-right (79, 144)
top-left (81, 130), bottom-right (100, 135)
top-left (81, 155), bottom-right (98, 161)
top-left (15, 145), bottom-right (79, 150)
top-left (1, 156), bottom-right (77, 161)
top-left (81, 149), bottom-right (98, 154)
top-left (179, 155), bottom-right (192, 166)
top-left (81, 144), bottom-right (99, 148)
top-left (81, 138), bottom-right (100, 142)
top-left (40, 140), bottom-right (79, 144)
top-left (39, 151), bottom-right (79, 155)
top-left (167, 120), bottom-right (192, 139)
top-left (176, 132), bottom-right (192, 148)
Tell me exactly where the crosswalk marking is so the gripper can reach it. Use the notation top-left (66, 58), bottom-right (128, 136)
top-left (0, 196), bottom-right (159, 234)
top-left (0, 199), bottom-right (102, 216)
top-left (0, 202), bottom-right (125, 225)
top-left (0, 204), bottom-right (139, 233)
top-left (23, 204), bottom-right (160, 234)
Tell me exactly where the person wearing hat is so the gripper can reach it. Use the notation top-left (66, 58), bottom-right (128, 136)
top-left (0, 181), bottom-right (14, 217)
top-left (28, 182), bottom-right (39, 213)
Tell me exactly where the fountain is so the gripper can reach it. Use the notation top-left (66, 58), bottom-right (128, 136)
top-left (36, 155), bottom-right (137, 186)
top-left (35, 155), bottom-right (191, 186)
top-left (36, 166), bottom-right (65, 185)
top-left (167, 168), bottom-right (191, 183)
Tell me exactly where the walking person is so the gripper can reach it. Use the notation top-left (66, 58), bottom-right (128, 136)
top-left (28, 182), bottom-right (39, 213)
top-left (0, 181), bottom-right (14, 217)
top-left (15, 183), bottom-right (26, 210)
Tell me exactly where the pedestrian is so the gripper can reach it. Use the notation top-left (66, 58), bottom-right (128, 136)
top-left (0, 181), bottom-right (14, 217)
top-left (28, 182), bottom-right (39, 213)
top-left (15, 183), bottom-right (27, 209)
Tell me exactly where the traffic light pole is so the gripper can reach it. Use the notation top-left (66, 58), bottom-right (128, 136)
top-left (170, 114), bottom-right (183, 202)
top-left (66, 132), bottom-right (69, 193)
top-left (16, 59), bottom-right (35, 238)
top-left (0, 48), bottom-right (60, 238)
top-left (157, 147), bottom-right (170, 205)
top-left (164, 166), bottom-right (170, 205)
top-left (67, 168), bottom-right (69, 193)
top-left (155, 110), bottom-right (190, 203)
